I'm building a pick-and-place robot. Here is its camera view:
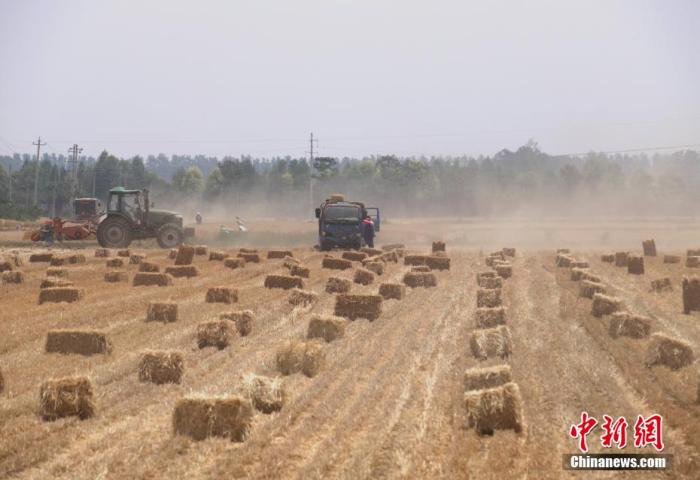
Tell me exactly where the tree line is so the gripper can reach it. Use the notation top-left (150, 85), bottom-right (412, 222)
top-left (1, 141), bottom-right (699, 220)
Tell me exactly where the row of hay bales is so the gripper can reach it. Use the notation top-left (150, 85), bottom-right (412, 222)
top-left (464, 248), bottom-right (523, 436)
top-left (562, 249), bottom-right (696, 371)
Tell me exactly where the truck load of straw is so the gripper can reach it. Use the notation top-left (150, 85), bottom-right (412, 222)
top-left (322, 257), bottom-right (353, 270)
top-left (174, 245), bottom-right (195, 265)
top-left (644, 333), bottom-right (694, 370)
top-left (147, 302), bottom-right (178, 322)
top-left (326, 276), bottom-right (351, 294)
top-left (139, 261), bottom-right (160, 273)
top-left (579, 280), bottom-right (606, 299)
top-left (133, 272), bottom-right (173, 287)
top-left (220, 310), bottom-right (254, 336)
top-left (307, 315), bottom-right (346, 342)
top-left (38, 287), bottom-right (84, 304)
top-left (288, 288), bottom-right (318, 306)
top-left (627, 255), bottom-right (644, 275)
top-left (477, 288), bottom-right (502, 308)
top-left (242, 373), bottom-right (286, 414)
top-left (650, 278), bottom-right (672, 293)
top-left (138, 351), bottom-right (184, 384)
top-left (196, 320), bottom-right (234, 349)
top-left (205, 287), bottom-right (238, 304)
top-left (104, 271), bottom-right (128, 283)
top-left (45, 330), bottom-right (112, 355)
top-left (265, 274), bottom-right (303, 290)
top-left (591, 293), bottom-right (623, 317)
top-left (475, 306), bottom-right (507, 328)
top-left (334, 294), bottom-right (383, 321)
top-left (275, 339), bottom-right (325, 377)
top-left (609, 312), bottom-right (652, 339)
top-left (469, 325), bottom-right (513, 360)
top-left (464, 382), bottom-right (524, 435)
top-left (290, 264), bottom-right (310, 278)
top-left (464, 364), bottom-right (512, 392)
top-left (172, 396), bottom-right (252, 441)
top-left (642, 239), bottom-right (657, 257)
top-left (40, 376), bottom-right (95, 420)
top-left (379, 282), bottom-right (405, 300)
top-left (403, 271), bottom-right (437, 288)
top-left (353, 268), bottom-right (375, 285)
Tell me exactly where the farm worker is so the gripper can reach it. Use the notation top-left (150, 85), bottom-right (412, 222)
top-left (195, 212), bottom-right (202, 225)
top-left (40, 221), bottom-right (54, 245)
top-left (362, 215), bottom-right (375, 248)
top-left (53, 217), bottom-right (64, 242)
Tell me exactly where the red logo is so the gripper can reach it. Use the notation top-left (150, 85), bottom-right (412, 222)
top-left (569, 413), bottom-right (664, 453)
top-left (633, 414), bottom-right (664, 452)
top-left (569, 412), bottom-right (598, 453)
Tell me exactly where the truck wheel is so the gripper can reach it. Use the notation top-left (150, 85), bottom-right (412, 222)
top-left (97, 217), bottom-right (132, 248)
top-left (157, 223), bottom-right (183, 249)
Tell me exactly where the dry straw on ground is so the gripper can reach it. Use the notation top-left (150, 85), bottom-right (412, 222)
top-left (475, 307), bottom-right (507, 328)
top-left (404, 255), bottom-right (428, 266)
top-left (275, 340), bottom-right (325, 377)
top-left (288, 288), bottom-right (318, 307)
top-left (133, 272), bottom-right (173, 287)
top-left (106, 258), bottom-right (124, 268)
top-left (342, 251), bottom-right (367, 262)
top-left (224, 258), bottom-right (245, 269)
top-left (146, 302), bottom-right (178, 322)
top-left (432, 241), bottom-right (446, 253)
top-left (138, 351), bottom-right (184, 384)
top-left (615, 251), bottom-right (629, 267)
top-left (220, 310), bottom-right (254, 336)
top-left (238, 252), bottom-right (261, 263)
top-left (642, 239), bottom-right (657, 257)
top-left (45, 330), bottom-right (112, 355)
top-left (172, 396), bottom-right (253, 442)
top-left (322, 257), bottom-right (353, 270)
top-left (644, 333), bottom-right (694, 370)
top-left (290, 264), bottom-right (310, 278)
top-left (469, 325), bottom-right (513, 360)
top-left (627, 255), bottom-right (644, 275)
top-left (403, 271), bottom-right (437, 288)
top-left (129, 254), bottom-right (146, 265)
top-left (174, 246), bottom-right (195, 265)
top-left (579, 280), bottom-right (606, 299)
top-left (379, 282), bottom-right (405, 300)
top-left (353, 268), bottom-right (375, 285)
top-left (242, 373), bottom-right (286, 413)
top-left (663, 255), bottom-right (681, 264)
top-left (29, 252), bottom-right (53, 263)
top-left (591, 293), bottom-right (623, 317)
top-left (205, 287), bottom-right (238, 304)
top-left (268, 250), bottom-right (293, 259)
top-left (138, 261), bottom-right (160, 273)
top-left (363, 261), bottom-right (385, 275)
top-left (40, 377), bottom-right (95, 421)
top-left (164, 265), bottom-right (199, 278)
top-left (209, 251), bottom-right (228, 261)
top-left (38, 287), bottom-right (84, 304)
top-left (464, 382), bottom-right (524, 435)
top-left (477, 288), bottom-right (502, 308)
top-left (335, 294), bottom-right (383, 321)
top-left (411, 265), bottom-right (432, 273)
top-left (104, 271), bottom-right (128, 283)
top-left (307, 315), bottom-right (346, 342)
top-left (650, 278), bottom-right (673, 293)
top-left (601, 254), bottom-right (615, 263)
top-left (464, 364), bottom-right (512, 392)
top-left (265, 274), bottom-right (303, 290)
top-left (2, 271), bottom-right (23, 284)
top-left (196, 320), bottom-right (234, 349)
top-left (683, 276), bottom-right (700, 314)
top-left (326, 276), bottom-right (351, 294)
top-left (608, 312), bottom-right (652, 339)
top-left (40, 278), bottom-right (73, 289)
top-left (426, 256), bottom-right (451, 271)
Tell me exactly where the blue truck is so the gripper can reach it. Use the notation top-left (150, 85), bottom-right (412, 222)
top-left (315, 195), bottom-right (380, 251)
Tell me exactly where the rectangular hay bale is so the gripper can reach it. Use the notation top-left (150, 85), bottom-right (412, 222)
top-left (682, 276), bottom-right (700, 314)
top-left (322, 257), bottom-right (353, 270)
top-left (334, 294), bottom-right (383, 321)
top-left (104, 271), bottom-right (128, 283)
top-left (139, 351), bottom-right (184, 384)
top-left (477, 288), bottom-right (502, 308)
top-left (353, 268), bottom-right (375, 285)
top-left (627, 255), bottom-right (644, 275)
top-left (133, 272), bottom-right (173, 287)
top-left (224, 258), bottom-right (245, 269)
top-left (379, 282), bottom-right (405, 300)
top-left (174, 245), bottom-right (195, 265)
top-left (307, 315), bottom-right (346, 342)
top-left (173, 396), bottom-right (253, 441)
top-left (609, 312), bottom-right (652, 339)
top-left (264, 274), bottom-right (303, 290)
top-left (220, 310), bottom-right (254, 336)
top-left (464, 364), bottom-right (512, 392)
top-left (196, 320), bottom-right (234, 349)
top-left (469, 325), bottom-right (512, 360)
top-left (164, 265), bottom-right (199, 278)
top-left (205, 287), bottom-right (238, 304)
top-left (464, 382), bottom-right (524, 435)
top-left (288, 288), bottom-right (318, 306)
top-left (40, 377), bottom-right (94, 420)
top-left (402, 271), bottom-right (437, 288)
top-left (45, 330), bottom-right (112, 355)
top-left (290, 264), bottom-right (310, 278)
top-left (591, 293), bottom-right (623, 317)
top-left (267, 250), bottom-right (293, 259)
top-left (38, 287), bottom-right (84, 304)
top-left (475, 306), bottom-right (506, 328)
top-left (147, 302), bottom-right (178, 322)
top-left (426, 256), bottom-right (450, 271)
top-left (29, 253), bottom-right (53, 263)
top-left (326, 276), bottom-right (351, 294)
top-left (342, 251), bottom-right (367, 262)
top-left (644, 333), bottom-right (694, 370)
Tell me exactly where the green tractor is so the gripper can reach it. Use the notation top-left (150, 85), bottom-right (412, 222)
top-left (97, 187), bottom-right (194, 249)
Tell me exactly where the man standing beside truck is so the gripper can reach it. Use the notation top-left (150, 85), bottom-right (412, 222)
top-left (362, 215), bottom-right (375, 248)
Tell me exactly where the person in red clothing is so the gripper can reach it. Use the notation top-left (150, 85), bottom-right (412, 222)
top-left (361, 215), bottom-right (375, 248)
top-left (52, 217), bottom-right (64, 242)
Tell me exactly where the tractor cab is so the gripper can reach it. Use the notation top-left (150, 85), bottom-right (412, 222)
top-left (106, 187), bottom-right (147, 225)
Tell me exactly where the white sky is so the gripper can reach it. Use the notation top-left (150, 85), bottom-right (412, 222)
top-left (0, 0), bottom-right (698, 158)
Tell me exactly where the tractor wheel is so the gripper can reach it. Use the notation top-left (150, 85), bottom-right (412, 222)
top-left (97, 217), bottom-right (132, 248)
top-left (157, 223), bottom-right (183, 249)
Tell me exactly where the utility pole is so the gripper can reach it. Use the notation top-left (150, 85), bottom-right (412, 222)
top-left (308, 132), bottom-right (318, 211)
top-left (67, 144), bottom-right (82, 198)
top-left (8, 165), bottom-right (12, 203)
top-left (32, 136), bottom-right (46, 206)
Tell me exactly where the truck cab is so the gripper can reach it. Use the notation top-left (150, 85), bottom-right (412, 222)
top-left (315, 195), bottom-right (380, 250)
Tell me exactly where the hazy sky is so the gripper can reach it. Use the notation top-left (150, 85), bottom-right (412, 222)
top-left (0, 0), bottom-right (698, 159)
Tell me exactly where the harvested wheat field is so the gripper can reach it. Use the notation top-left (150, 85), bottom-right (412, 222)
top-left (0, 239), bottom-right (698, 479)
